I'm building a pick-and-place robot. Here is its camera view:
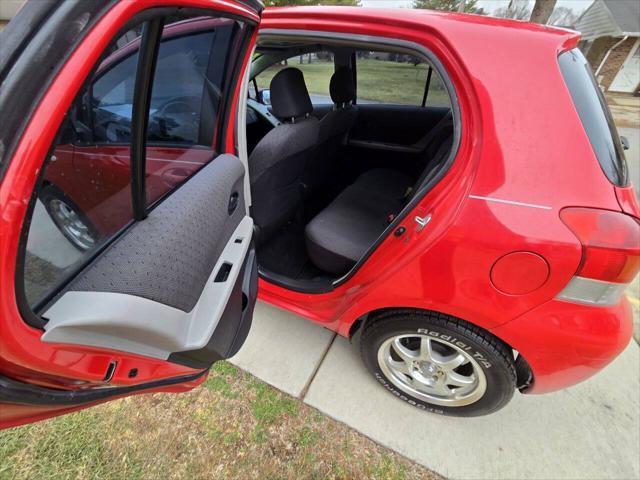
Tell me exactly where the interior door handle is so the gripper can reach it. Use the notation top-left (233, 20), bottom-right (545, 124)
top-left (414, 214), bottom-right (432, 232)
top-left (228, 192), bottom-right (239, 215)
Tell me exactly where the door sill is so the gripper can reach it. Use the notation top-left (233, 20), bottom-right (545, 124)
top-left (257, 266), bottom-right (335, 294)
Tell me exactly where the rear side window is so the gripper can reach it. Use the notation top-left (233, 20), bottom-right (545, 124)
top-left (356, 50), bottom-right (451, 107)
top-left (559, 48), bottom-right (628, 186)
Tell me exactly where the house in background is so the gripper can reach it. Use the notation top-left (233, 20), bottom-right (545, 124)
top-left (576, 0), bottom-right (640, 95)
top-left (0, 0), bottom-right (22, 31)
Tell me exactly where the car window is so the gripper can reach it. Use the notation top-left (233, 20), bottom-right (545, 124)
top-left (21, 15), bottom-right (246, 309)
top-left (356, 51), bottom-right (450, 108)
top-left (145, 18), bottom-right (243, 206)
top-left (254, 50), bottom-right (334, 105)
top-left (147, 30), bottom-right (215, 145)
top-left (558, 48), bottom-right (628, 186)
top-left (22, 27), bottom-right (140, 308)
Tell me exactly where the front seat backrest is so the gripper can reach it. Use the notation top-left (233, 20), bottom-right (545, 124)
top-left (249, 68), bottom-right (319, 241)
top-left (304, 67), bottom-right (357, 192)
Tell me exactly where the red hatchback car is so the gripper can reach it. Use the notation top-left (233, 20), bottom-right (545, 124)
top-left (1, 1), bottom-right (638, 427)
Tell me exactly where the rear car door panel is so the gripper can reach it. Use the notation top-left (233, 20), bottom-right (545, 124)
top-left (42, 155), bottom-right (254, 366)
top-left (0, 0), bottom-right (262, 428)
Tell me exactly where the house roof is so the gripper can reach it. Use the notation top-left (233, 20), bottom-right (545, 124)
top-left (576, 0), bottom-right (640, 40)
top-left (604, 0), bottom-right (640, 35)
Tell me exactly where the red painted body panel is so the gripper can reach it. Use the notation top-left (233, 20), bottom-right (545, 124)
top-left (491, 298), bottom-right (633, 394)
top-left (257, 7), bottom-right (634, 393)
top-left (616, 185), bottom-right (640, 218)
top-left (0, 375), bottom-right (205, 430)
top-left (0, 5), bottom-right (636, 427)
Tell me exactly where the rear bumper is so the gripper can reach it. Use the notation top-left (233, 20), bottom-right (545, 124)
top-left (491, 297), bottom-right (634, 394)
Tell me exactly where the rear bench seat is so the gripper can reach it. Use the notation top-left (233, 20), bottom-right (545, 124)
top-left (305, 126), bottom-right (453, 275)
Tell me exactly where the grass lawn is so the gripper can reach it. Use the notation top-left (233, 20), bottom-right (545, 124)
top-left (0, 362), bottom-right (442, 480)
top-left (256, 58), bottom-right (450, 107)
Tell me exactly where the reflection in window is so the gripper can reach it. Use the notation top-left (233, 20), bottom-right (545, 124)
top-left (23, 27), bottom-right (141, 307)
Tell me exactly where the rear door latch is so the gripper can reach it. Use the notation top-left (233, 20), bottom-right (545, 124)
top-left (414, 214), bottom-right (432, 232)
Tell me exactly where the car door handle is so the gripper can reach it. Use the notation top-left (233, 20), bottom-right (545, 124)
top-left (414, 214), bottom-right (432, 232)
top-left (228, 192), bottom-right (239, 215)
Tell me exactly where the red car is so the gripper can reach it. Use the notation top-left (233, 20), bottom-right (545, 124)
top-left (0, 1), bottom-right (638, 427)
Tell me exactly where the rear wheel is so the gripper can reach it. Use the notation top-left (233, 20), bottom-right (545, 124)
top-left (360, 310), bottom-right (516, 417)
top-left (40, 186), bottom-right (99, 251)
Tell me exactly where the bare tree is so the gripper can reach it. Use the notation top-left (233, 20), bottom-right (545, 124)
top-left (529, 0), bottom-right (557, 24)
top-left (495, 0), bottom-right (531, 20)
top-left (548, 6), bottom-right (578, 27)
top-left (412, 0), bottom-right (485, 14)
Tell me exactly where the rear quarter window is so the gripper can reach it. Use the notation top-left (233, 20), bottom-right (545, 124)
top-left (558, 48), bottom-right (628, 186)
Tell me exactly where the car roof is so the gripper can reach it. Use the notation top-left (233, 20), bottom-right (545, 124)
top-left (261, 6), bottom-right (580, 53)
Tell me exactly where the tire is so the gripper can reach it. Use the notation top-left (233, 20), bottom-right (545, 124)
top-left (360, 309), bottom-right (516, 417)
top-left (39, 185), bottom-right (100, 251)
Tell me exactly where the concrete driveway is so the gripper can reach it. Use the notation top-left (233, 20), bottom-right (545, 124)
top-left (231, 302), bottom-right (640, 480)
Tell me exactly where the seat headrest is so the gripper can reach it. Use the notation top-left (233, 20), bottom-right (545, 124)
top-left (270, 68), bottom-right (313, 120)
top-left (329, 67), bottom-right (356, 105)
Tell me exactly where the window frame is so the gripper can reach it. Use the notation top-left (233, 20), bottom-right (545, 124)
top-left (17, 8), bottom-right (255, 323)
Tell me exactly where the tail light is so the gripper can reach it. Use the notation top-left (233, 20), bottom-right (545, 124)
top-left (558, 207), bottom-right (640, 306)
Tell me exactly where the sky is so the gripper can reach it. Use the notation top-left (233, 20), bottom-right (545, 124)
top-left (360, 0), bottom-right (593, 16)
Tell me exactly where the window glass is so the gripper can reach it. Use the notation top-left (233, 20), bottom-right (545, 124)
top-left (426, 69), bottom-right (451, 108)
top-left (356, 51), bottom-right (450, 108)
top-left (145, 17), bottom-right (244, 206)
top-left (254, 50), bottom-right (334, 105)
top-left (558, 48), bottom-right (628, 186)
top-left (22, 14), bottom-right (246, 308)
top-left (23, 27), bottom-right (140, 308)
top-left (147, 30), bottom-right (215, 145)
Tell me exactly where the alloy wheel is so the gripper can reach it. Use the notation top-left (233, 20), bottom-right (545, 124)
top-left (48, 198), bottom-right (96, 250)
top-left (377, 333), bottom-right (487, 407)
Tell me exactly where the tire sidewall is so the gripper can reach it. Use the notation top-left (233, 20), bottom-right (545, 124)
top-left (362, 316), bottom-right (515, 417)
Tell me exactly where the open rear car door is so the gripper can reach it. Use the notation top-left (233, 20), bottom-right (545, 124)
top-left (0, 0), bottom-right (263, 429)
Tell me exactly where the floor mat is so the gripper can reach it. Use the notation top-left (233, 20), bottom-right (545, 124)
top-left (258, 223), bottom-right (326, 280)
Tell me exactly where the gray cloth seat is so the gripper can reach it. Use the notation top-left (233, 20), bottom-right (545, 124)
top-left (304, 67), bottom-right (358, 192)
top-left (305, 185), bottom-right (404, 274)
top-left (305, 127), bottom-right (454, 275)
top-left (249, 68), bottom-right (319, 241)
top-left (354, 169), bottom-right (413, 199)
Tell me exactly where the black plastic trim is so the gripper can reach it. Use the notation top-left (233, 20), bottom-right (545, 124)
top-left (422, 66), bottom-right (432, 107)
top-left (0, 369), bottom-right (207, 407)
top-left (236, 0), bottom-right (265, 14)
top-left (515, 353), bottom-right (534, 393)
top-left (131, 18), bottom-right (164, 221)
top-left (168, 243), bottom-right (258, 369)
top-left (258, 266), bottom-right (334, 294)
top-left (221, 23), bottom-right (258, 153)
